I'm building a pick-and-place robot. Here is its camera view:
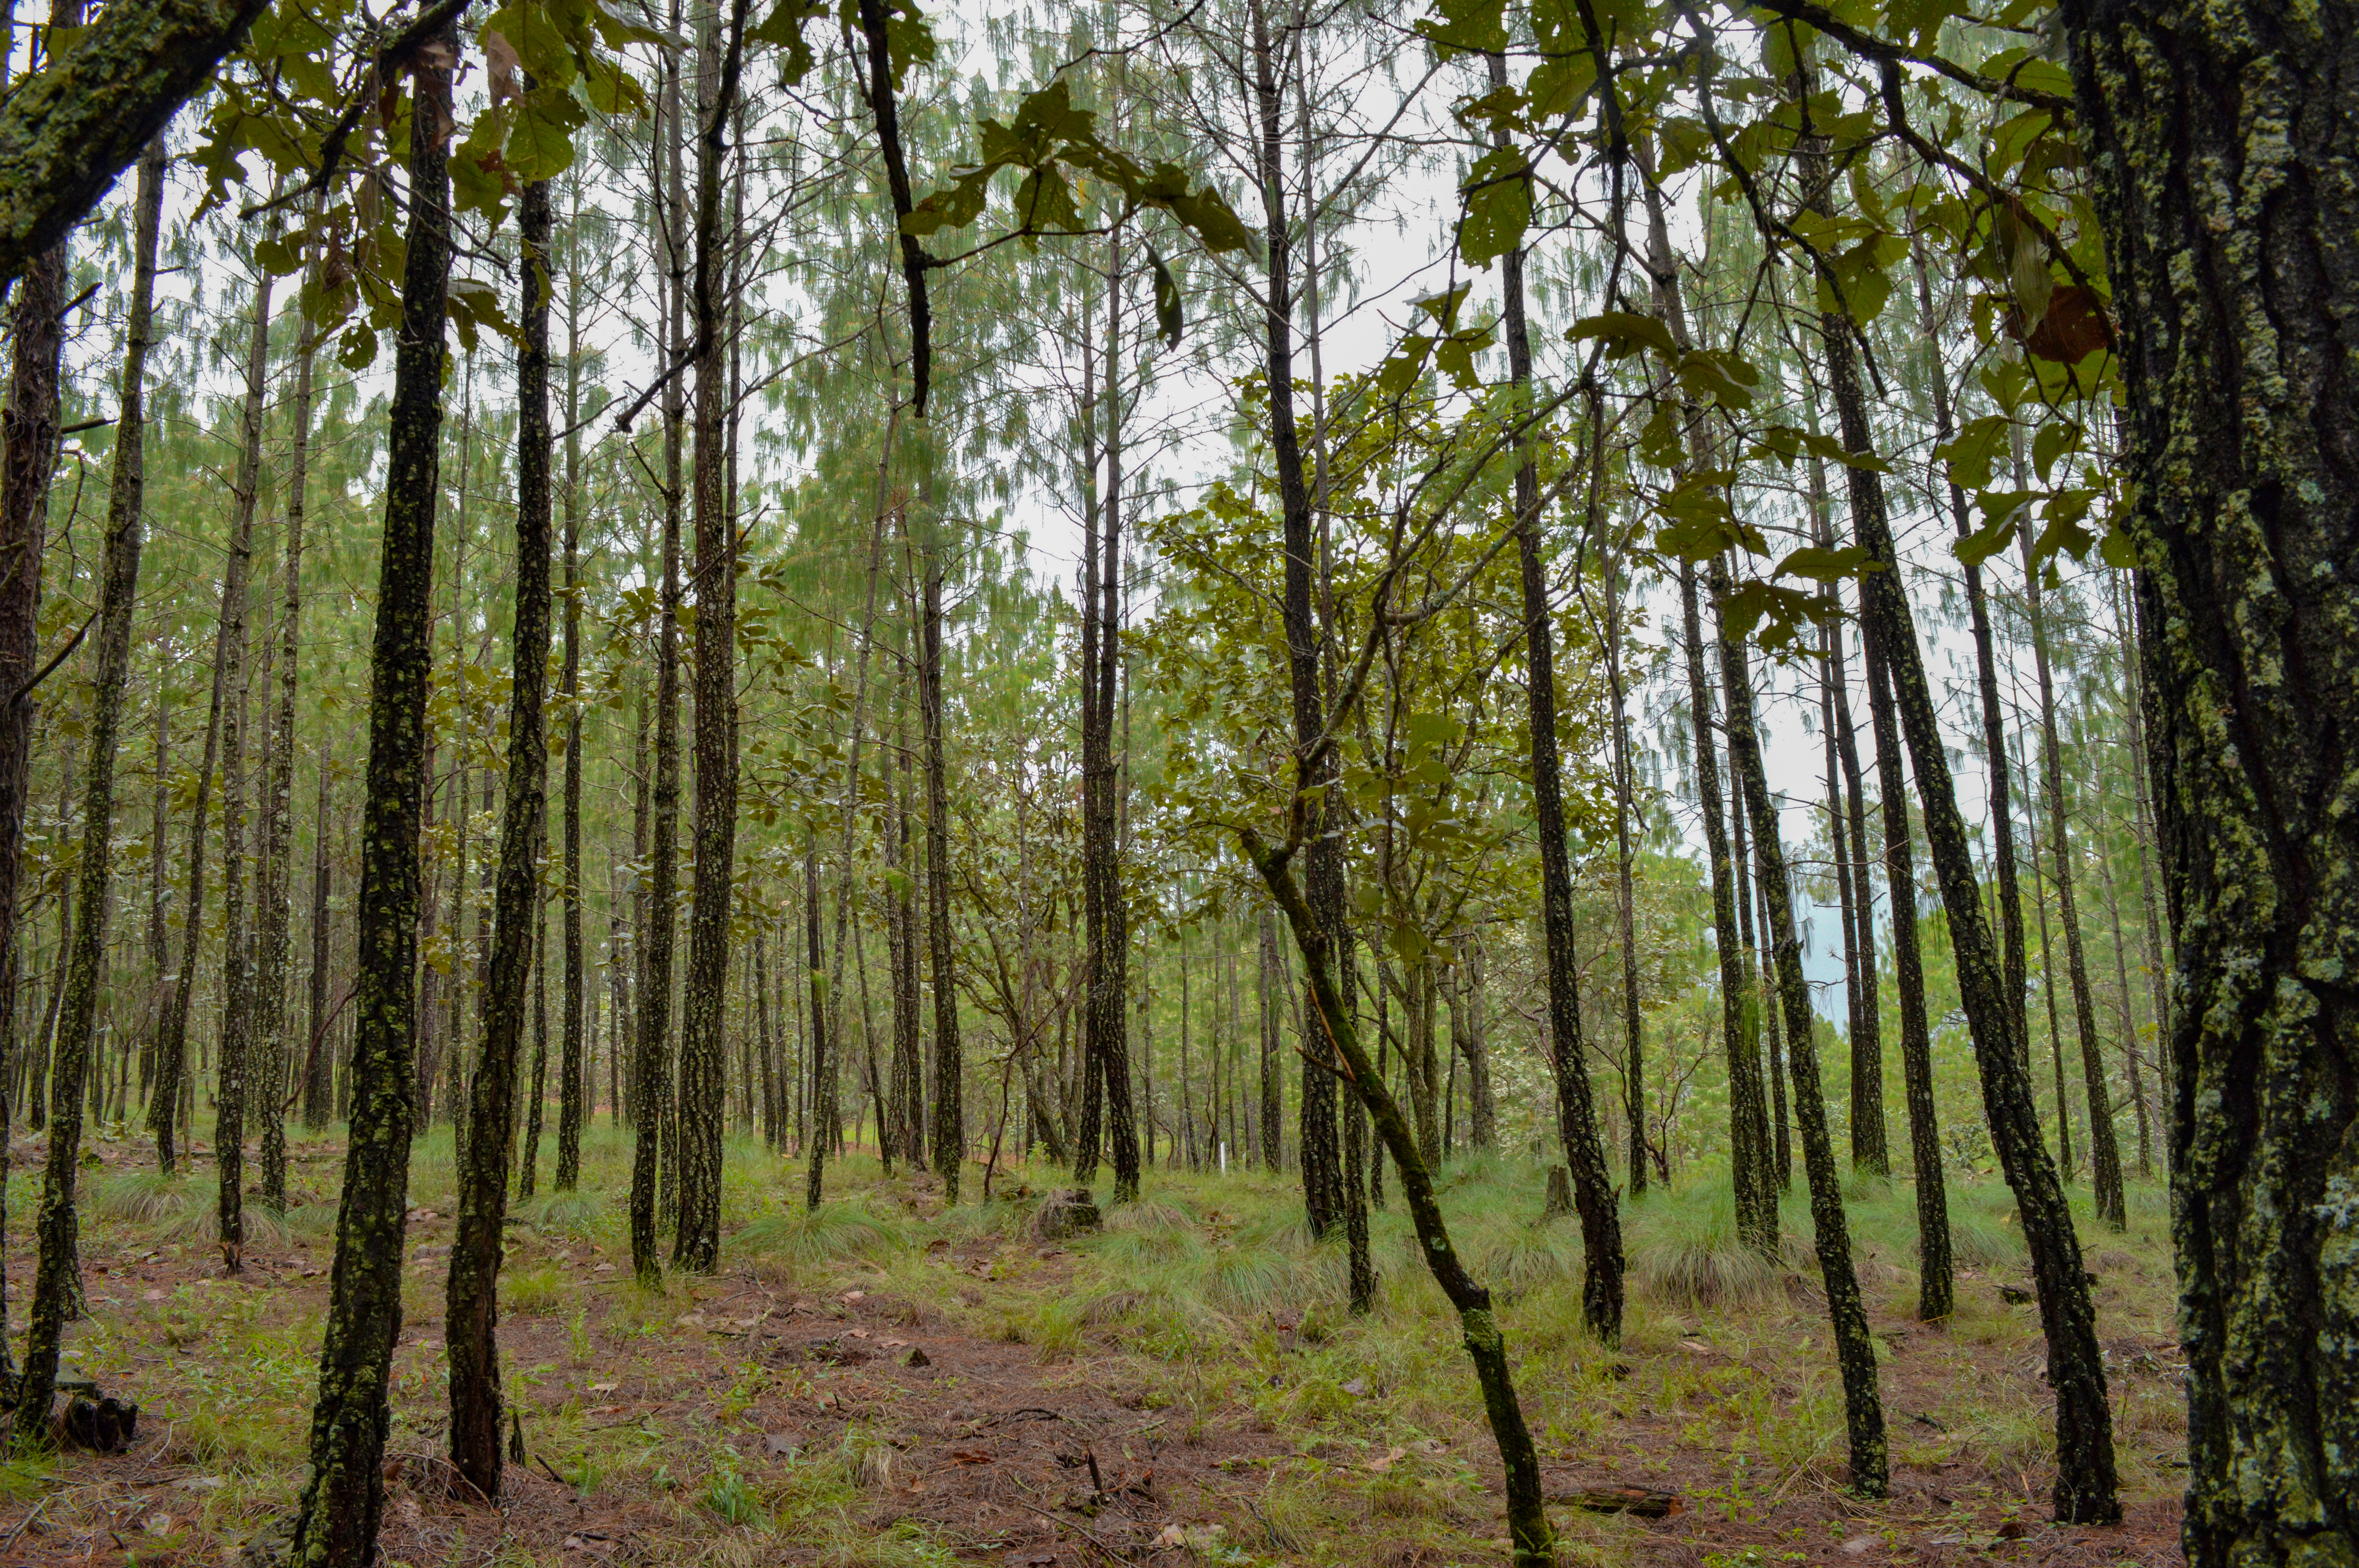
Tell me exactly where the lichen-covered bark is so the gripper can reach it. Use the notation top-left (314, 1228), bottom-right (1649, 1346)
top-left (556, 180), bottom-right (586, 1193)
top-left (445, 170), bottom-right (553, 1501)
top-left (0, 0), bottom-right (266, 285)
top-left (920, 556), bottom-right (961, 1198)
top-left (284, 24), bottom-right (453, 1561)
top-left (16, 132), bottom-right (162, 1442)
top-left (2061, 0), bottom-right (2359, 1561)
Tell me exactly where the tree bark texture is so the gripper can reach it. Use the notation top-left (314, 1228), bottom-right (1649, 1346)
top-left (286, 25), bottom-right (453, 1560)
top-left (2061, 0), bottom-right (2359, 1557)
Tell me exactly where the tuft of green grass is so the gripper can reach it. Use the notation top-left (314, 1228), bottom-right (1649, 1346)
top-left (515, 1187), bottom-right (610, 1238)
top-left (504, 1265), bottom-right (564, 1316)
top-left (92, 1170), bottom-right (202, 1227)
top-left (1628, 1187), bottom-right (1781, 1308)
top-left (733, 1201), bottom-right (902, 1268)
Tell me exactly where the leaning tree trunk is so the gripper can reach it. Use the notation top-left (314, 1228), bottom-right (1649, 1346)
top-left (2059, 0), bottom-right (2359, 1558)
top-left (444, 169), bottom-right (554, 1502)
top-left (1487, 47), bottom-right (1623, 1342)
top-left (15, 129), bottom-right (162, 1442)
top-left (1246, 828), bottom-right (1554, 1567)
top-left (285, 20), bottom-right (454, 1561)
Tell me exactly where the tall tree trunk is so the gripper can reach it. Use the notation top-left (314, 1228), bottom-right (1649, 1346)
top-left (2056, 1), bottom-right (2358, 1554)
top-left (1819, 78), bottom-right (2117, 1524)
top-left (556, 171), bottom-right (586, 1192)
top-left (675, 0), bottom-right (748, 1272)
top-left (302, 747), bottom-right (333, 1129)
top-left (1907, 228), bottom-right (2029, 1055)
top-left (1683, 562), bottom-right (1775, 1253)
top-left (1714, 555), bottom-right (1888, 1498)
top-left (1250, 2), bottom-right (1344, 1244)
top-left (2020, 508), bottom-right (2125, 1229)
top-left (213, 243), bottom-right (275, 1275)
top-left (920, 551), bottom-right (961, 1200)
top-left (287, 23), bottom-right (454, 1557)
top-left (445, 168), bottom-right (554, 1501)
top-left (629, 42), bottom-right (686, 1281)
top-left (2022, 734), bottom-right (2076, 1173)
top-left (1487, 48), bottom-right (1621, 1342)
top-left (257, 227), bottom-right (320, 1208)
top-left (16, 128), bottom-right (160, 1439)
top-left (1862, 600), bottom-right (1952, 1319)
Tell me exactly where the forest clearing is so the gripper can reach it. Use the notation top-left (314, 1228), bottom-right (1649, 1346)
top-left (0, 1135), bottom-right (2189, 1566)
top-left (0, 0), bottom-right (2343, 1557)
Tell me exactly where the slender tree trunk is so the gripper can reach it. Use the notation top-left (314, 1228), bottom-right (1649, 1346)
top-left (211, 240), bottom-right (278, 1273)
top-left (445, 169), bottom-right (554, 1499)
top-left (556, 172), bottom-right (586, 1192)
top-left (1714, 556), bottom-right (1888, 1497)
top-left (1908, 228), bottom-right (2029, 1055)
top-left (674, 0), bottom-right (748, 1272)
top-left (16, 129), bottom-right (161, 1438)
top-left (1818, 107), bottom-right (2117, 1520)
top-left (1862, 600), bottom-right (1952, 1319)
top-left (629, 46), bottom-right (687, 1280)
top-left (1488, 49), bottom-right (1621, 1342)
top-left (2021, 511), bottom-right (2125, 1229)
top-left (286, 25), bottom-right (454, 1557)
top-left (920, 552), bottom-right (961, 1199)
top-left (257, 231), bottom-right (319, 1207)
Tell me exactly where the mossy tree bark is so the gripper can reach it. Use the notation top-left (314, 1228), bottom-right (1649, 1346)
top-left (555, 173), bottom-right (586, 1193)
top-left (284, 22), bottom-right (454, 1559)
top-left (15, 129), bottom-right (162, 1443)
top-left (1714, 555), bottom-right (1888, 1499)
top-left (445, 169), bottom-right (554, 1502)
top-left (1821, 69), bottom-right (2118, 1524)
top-left (2059, 0), bottom-right (2359, 1557)
top-left (0, 0), bottom-right (268, 284)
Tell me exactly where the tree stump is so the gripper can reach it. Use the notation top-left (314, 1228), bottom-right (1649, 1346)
top-left (1032, 1188), bottom-right (1102, 1240)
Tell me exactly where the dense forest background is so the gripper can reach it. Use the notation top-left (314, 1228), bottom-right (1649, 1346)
top-left (0, 0), bottom-right (2339, 1558)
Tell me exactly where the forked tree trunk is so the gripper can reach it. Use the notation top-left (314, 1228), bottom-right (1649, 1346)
top-left (286, 22), bottom-right (455, 1559)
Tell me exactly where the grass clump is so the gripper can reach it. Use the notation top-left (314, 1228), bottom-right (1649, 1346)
top-left (1627, 1185), bottom-right (1781, 1308)
top-left (734, 1201), bottom-right (903, 1268)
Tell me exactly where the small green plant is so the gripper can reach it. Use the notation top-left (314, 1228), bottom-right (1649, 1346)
top-left (704, 1461), bottom-right (767, 1527)
top-left (503, 1266), bottom-right (563, 1316)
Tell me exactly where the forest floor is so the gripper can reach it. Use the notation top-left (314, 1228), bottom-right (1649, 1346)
top-left (0, 1124), bottom-right (2188, 1568)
